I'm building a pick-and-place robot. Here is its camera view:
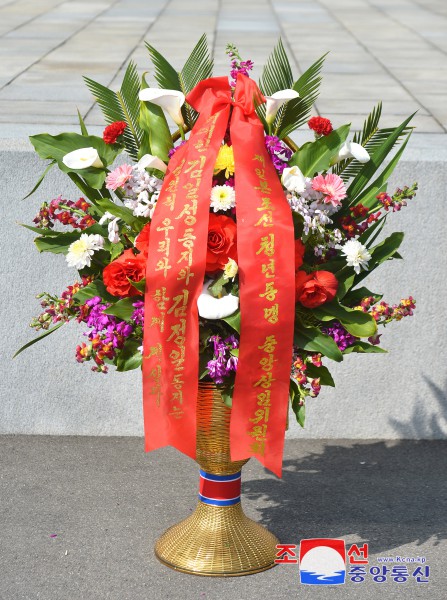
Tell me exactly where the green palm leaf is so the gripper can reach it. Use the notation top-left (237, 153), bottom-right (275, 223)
top-left (146, 34), bottom-right (213, 128)
top-left (275, 53), bottom-right (328, 139)
top-left (334, 102), bottom-right (412, 180)
top-left (259, 38), bottom-right (293, 97)
top-left (84, 61), bottom-right (142, 160)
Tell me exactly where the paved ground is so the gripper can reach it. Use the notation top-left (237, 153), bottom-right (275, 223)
top-left (0, 0), bottom-right (446, 138)
top-left (1, 436), bottom-right (446, 599)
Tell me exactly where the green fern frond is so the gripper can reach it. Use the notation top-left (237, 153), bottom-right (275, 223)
top-left (275, 53), bottom-right (328, 139)
top-left (180, 34), bottom-right (213, 95)
top-left (146, 34), bottom-right (213, 129)
top-left (259, 38), bottom-right (294, 97)
top-left (334, 102), bottom-right (412, 181)
top-left (179, 34), bottom-right (213, 127)
top-left (84, 61), bottom-right (143, 160)
top-left (334, 103), bottom-right (382, 177)
top-left (145, 43), bottom-right (181, 91)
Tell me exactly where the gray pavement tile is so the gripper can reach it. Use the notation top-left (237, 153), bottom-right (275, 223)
top-left (0, 0), bottom-right (446, 133)
top-left (0, 436), bottom-right (445, 600)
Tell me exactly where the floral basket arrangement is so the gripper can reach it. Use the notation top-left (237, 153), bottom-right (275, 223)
top-left (17, 36), bottom-right (417, 575)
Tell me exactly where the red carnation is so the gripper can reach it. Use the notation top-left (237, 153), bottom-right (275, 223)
top-left (295, 270), bottom-right (338, 308)
top-left (308, 116), bottom-right (333, 137)
top-left (103, 121), bottom-right (127, 144)
top-left (103, 249), bottom-right (145, 297)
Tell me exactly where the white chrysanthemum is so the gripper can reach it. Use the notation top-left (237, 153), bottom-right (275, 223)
top-left (210, 185), bottom-right (236, 212)
top-left (341, 239), bottom-right (371, 274)
top-left (66, 234), bottom-right (104, 269)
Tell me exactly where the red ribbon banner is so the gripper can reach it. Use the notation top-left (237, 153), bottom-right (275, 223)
top-left (142, 74), bottom-right (296, 477)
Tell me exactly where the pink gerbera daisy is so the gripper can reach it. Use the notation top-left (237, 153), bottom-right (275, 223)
top-left (105, 164), bottom-right (133, 191)
top-left (311, 173), bottom-right (347, 207)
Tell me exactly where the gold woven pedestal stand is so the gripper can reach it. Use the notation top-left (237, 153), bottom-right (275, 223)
top-left (154, 382), bottom-right (279, 576)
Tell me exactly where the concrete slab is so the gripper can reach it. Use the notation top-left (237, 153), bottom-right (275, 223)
top-left (0, 436), bottom-right (445, 599)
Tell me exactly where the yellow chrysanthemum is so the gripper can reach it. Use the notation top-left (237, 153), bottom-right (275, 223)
top-left (214, 144), bottom-right (235, 178)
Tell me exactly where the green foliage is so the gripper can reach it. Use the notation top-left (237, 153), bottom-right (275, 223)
top-left (116, 339), bottom-right (143, 371)
top-left (23, 160), bottom-right (56, 200)
top-left (343, 286), bottom-right (383, 306)
top-left (104, 297), bottom-right (137, 321)
top-left (13, 323), bottom-right (65, 358)
top-left (343, 342), bottom-right (387, 355)
top-left (259, 38), bottom-right (293, 96)
top-left (222, 310), bottom-right (241, 333)
top-left (306, 363), bottom-right (335, 387)
top-left (349, 134), bottom-right (411, 210)
top-left (129, 278), bottom-right (146, 294)
top-left (291, 391), bottom-right (306, 427)
top-left (275, 53), bottom-right (328, 139)
top-left (346, 113), bottom-right (416, 202)
top-left (294, 320), bottom-right (343, 362)
top-left (146, 34), bottom-right (213, 128)
top-left (29, 132), bottom-right (123, 189)
top-left (311, 299), bottom-right (377, 338)
top-left (289, 124), bottom-right (350, 176)
top-left (73, 280), bottom-right (116, 303)
top-left (77, 108), bottom-right (89, 136)
top-left (139, 73), bottom-right (173, 161)
top-left (334, 103), bottom-right (413, 181)
top-left (95, 197), bottom-right (145, 230)
top-left (84, 61), bottom-right (143, 160)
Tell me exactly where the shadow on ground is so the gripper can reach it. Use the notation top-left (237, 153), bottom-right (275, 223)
top-left (243, 439), bottom-right (447, 554)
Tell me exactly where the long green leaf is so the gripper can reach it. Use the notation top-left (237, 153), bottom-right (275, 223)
top-left (73, 279), bottom-right (116, 303)
top-left (23, 160), bottom-right (56, 200)
top-left (334, 103), bottom-right (382, 177)
top-left (84, 62), bottom-right (142, 160)
top-left (139, 73), bottom-right (172, 161)
top-left (346, 113), bottom-right (416, 201)
top-left (222, 310), bottom-right (241, 333)
top-left (276, 53), bottom-right (328, 139)
top-left (104, 297), bottom-right (136, 321)
top-left (259, 38), bottom-right (293, 97)
top-left (312, 300), bottom-right (377, 338)
top-left (29, 132), bottom-right (122, 189)
top-left (116, 339), bottom-right (143, 371)
top-left (95, 197), bottom-right (144, 230)
top-left (13, 322), bottom-right (65, 358)
top-left (350, 133), bottom-right (411, 209)
top-left (306, 363), bottom-right (335, 387)
top-left (295, 323), bottom-right (343, 362)
top-left (290, 124), bottom-right (350, 176)
top-left (343, 342), bottom-right (387, 355)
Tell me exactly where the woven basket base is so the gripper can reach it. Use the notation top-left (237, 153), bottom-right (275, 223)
top-left (154, 501), bottom-right (279, 577)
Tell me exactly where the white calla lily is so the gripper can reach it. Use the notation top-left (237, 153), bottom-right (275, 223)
top-left (62, 147), bottom-right (103, 170)
top-left (197, 281), bottom-right (239, 320)
top-left (265, 89), bottom-right (300, 125)
top-left (136, 153), bottom-right (167, 173)
top-left (338, 141), bottom-right (370, 164)
top-left (139, 88), bottom-right (186, 128)
top-left (282, 165), bottom-right (307, 194)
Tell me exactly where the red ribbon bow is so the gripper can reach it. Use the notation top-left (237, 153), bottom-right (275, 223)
top-left (142, 74), bottom-right (296, 476)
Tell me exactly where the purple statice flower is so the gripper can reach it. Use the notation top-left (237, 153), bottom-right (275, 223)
top-left (265, 135), bottom-right (293, 174)
top-left (322, 321), bottom-right (357, 352)
top-left (168, 140), bottom-right (186, 159)
top-left (131, 301), bottom-right (144, 326)
top-left (207, 334), bottom-right (239, 384)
